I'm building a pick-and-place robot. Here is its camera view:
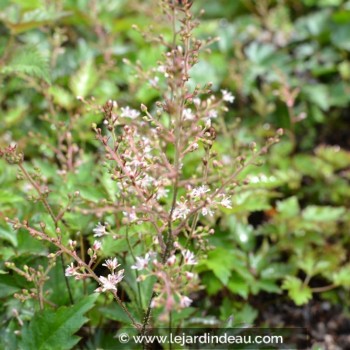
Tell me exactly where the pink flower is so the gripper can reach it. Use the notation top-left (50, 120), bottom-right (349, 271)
top-left (190, 185), bottom-right (210, 198)
top-left (182, 250), bottom-right (197, 265)
top-left (93, 240), bottom-right (102, 251)
top-left (166, 255), bottom-right (176, 266)
top-left (220, 196), bottom-right (232, 209)
top-left (180, 295), bottom-right (193, 308)
top-left (65, 263), bottom-right (77, 277)
top-left (221, 89), bottom-right (235, 103)
top-left (131, 253), bottom-right (151, 271)
top-left (93, 222), bottom-right (107, 237)
top-left (98, 271), bottom-right (124, 292)
top-left (102, 258), bottom-right (120, 272)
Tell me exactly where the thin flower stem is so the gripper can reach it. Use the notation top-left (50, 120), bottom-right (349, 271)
top-left (17, 163), bottom-right (75, 305)
top-left (13, 221), bottom-right (140, 329)
top-left (126, 227), bottom-right (143, 311)
top-left (18, 163), bottom-right (56, 223)
top-left (141, 1), bottom-right (197, 334)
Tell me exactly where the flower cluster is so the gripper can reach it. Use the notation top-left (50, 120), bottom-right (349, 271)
top-left (96, 258), bottom-right (125, 292)
top-left (131, 247), bottom-right (199, 313)
top-left (65, 257), bottom-right (125, 293)
top-left (2, 0), bottom-right (283, 334)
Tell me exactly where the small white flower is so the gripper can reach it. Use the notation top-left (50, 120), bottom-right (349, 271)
top-left (68, 240), bottom-right (76, 249)
top-left (180, 295), bottom-right (193, 308)
top-left (143, 145), bottom-right (152, 154)
top-left (149, 76), bottom-right (159, 87)
top-left (190, 142), bottom-right (199, 151)
top-left (220, 196), bottom-right (232, 209)
top-left (98, 271), bottom-right (124, 292)
top-left (138, 174), bottom-right (154, 189)
top-left (123, 209), bottom-right (137, 222)
top-left (221, 89), bottom-right (235, 103)
top-left (131, 253), bottom-right (151, 271)
top-left (207, 109), bottom-right (218, 119)
top-left (185, 271), bottom-right (195, 280)
top-left (201, 207), bottom-right (214, 216)
top-left (193, 97), bottom-right (201, 106)
top-left (173, 201), bottom-right (190, 220)
top-left (157, 65), bottom-right (166, 73)
top-left (93, 240), bottom-right (102, 251)
top-left (157, 65), bottom-right (168, 77)
top-left (156, 187), bottom-right (169, 200)
top-left (93, 222), bottom-right (107, 237)
top-left (65, 263), bottom-right (77, 277)
top-left (166, 255), bottom-right (176, 266)
top-left (182, 250), bottom-right (197, 265)
top-left (103, 258), bottom-right (120, 272)
top-left (191, 185), bottom-right (210, 198)
top-left (183, 108), bottom-right (195, 121)
top-left (120, 106), bottom-right (140, 119)
top-left (110, 270), bottom-right (124, 284)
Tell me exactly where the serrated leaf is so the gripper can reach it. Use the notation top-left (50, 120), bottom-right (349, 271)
top-left (199, 248), bottom-right (237, 285)
top-left (20, 294), bottom-right (98, 350)
top-left (1, 46), bottom-right (51, 83)
top-left (315, 145), bottom-right (350, 170)
top-left (333, 265), bottom-right (350, 287)
top-left (282, 276), bottom-right (312, 306)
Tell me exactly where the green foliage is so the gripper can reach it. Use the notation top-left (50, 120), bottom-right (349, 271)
top-left (1, 45), bottom-right (51, 83)
top-left (0, 0), bottom-right (350, 347)
top-left (19, 294), bottom-right (98, 350)
top-left (282, 276), bottom-right (313, 306)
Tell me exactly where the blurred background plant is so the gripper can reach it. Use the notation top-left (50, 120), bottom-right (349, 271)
top-left (0, 0), bottom-right (350, 349)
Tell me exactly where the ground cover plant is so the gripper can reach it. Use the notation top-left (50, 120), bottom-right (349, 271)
top-left (0, 0), bottom-right (350, 349)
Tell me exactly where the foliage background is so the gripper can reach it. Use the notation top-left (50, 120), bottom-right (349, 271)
top-left (0, 0), bottom-right (350, 349)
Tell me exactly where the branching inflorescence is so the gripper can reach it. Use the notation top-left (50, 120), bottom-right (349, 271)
top-left (1, 0), bottom-right (283, 336)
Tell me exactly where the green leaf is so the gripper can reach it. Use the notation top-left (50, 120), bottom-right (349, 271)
top-left (0, 275), bottom-right (21, 298)
top-left (99, 303), bottom-right (137, 324)
top-left (20, 294), bottom-right (98, 350)
top-left (69, 60), bottom-right (98, 98)
top-left (1, 45), bottom-right (51, 83)
top-left (200, 248), bottom-right (237, 285)
top-left (315, 145), bottom-right (350, 170)
top-left (231, 190), bottom-right (273, 213)
top-left (331, 23), bottom-right (350, 51)
top-left (48, 86), bottom-right (74, 109)
top-left (333, 264), bottom-right (350, 287)
top-left (302, 206), bottom-right (346, 222)
top-left (227, 272), bottom-right (249, 299)
top-left (276, 196), bottom-right (300, 218)
top-left (0, 224), bottom-right (17, 247)
top-left (2, 8), bottom-right (71, 34)
top-left (302, 84), bottom-right (330, 111)
top-left (282, 276), bottom-right (312, 306)
top-left (0, 189), bottom-right (24, 204)
top-left (233, 304), bottom-right (258, 326)
top-left (201, 272), bottom-right (223, 295)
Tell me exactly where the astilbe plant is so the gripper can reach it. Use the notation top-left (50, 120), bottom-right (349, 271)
top-left (1, 0), bottom-right (283, 338)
